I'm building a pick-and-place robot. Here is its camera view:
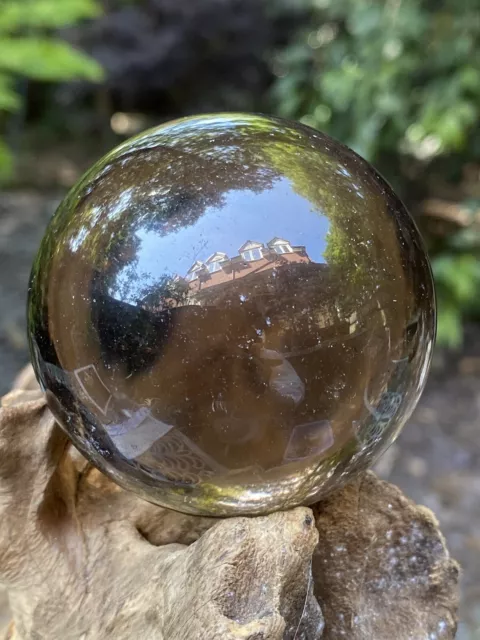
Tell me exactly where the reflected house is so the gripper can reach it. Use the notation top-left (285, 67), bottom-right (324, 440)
top-left (184, 238), bottom-right (311, 294)
top-left (180, 237), bottom-right (348, 352)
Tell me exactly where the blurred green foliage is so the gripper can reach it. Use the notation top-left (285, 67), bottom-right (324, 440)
top-left (433, 252), bottom-right (480, 346)
top-left (0, 0), bottom-right (104, 180)
top-left (271, 0), bottom-right (480, 166)
top-left (270, 0), bottom-right (480, 346)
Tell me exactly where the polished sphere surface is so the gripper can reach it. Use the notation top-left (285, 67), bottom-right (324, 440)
top-left (28, 113), bottom-right (435, 516)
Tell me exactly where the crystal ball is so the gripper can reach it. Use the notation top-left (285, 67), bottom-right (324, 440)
top-left (28, 113), bottom-right (435, 516)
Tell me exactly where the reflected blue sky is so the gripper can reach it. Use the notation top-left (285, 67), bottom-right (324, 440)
top-left (132, 177), bottom-right (330, 283)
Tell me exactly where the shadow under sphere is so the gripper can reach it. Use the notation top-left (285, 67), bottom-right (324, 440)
top-left (28, 113), bottom-right (436, 516)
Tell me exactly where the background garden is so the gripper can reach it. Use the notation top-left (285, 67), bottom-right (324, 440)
top-left (0, 1), bottom-right (479, 636)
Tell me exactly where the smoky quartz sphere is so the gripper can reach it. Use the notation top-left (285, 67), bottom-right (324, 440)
top-left (28, 113), bottom-right (435, 516)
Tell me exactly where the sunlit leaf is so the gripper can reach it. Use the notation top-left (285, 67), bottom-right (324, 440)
top-left (0, 37), bottom-right (104, 82)
top-left (0, 0), bottom-right (101, 31)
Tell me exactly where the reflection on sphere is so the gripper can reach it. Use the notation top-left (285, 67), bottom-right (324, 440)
top-left (28, 113), bottom-right (436, 516)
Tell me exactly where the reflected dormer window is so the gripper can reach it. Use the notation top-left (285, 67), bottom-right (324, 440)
top-left (185, 262), bottom-right (203, 282)
top-left (268, 238), bottom-right (294, 255)
top-left (273, 243), bottom-right (292, 254)
top-left (242, 248), bottom-right (263, 262)
top-left (205, 252), bottom-right (227, 273)
top-left (207, 261), bottom-right (222, 273)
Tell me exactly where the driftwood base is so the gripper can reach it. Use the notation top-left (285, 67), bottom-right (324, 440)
top-left (0, 368), bottom-right (459, 639)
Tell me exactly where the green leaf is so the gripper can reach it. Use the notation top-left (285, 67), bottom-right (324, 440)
top-left (0, 37), bottom-right (104, 82)
top-left (436, 301), bottom-right (463, 348)
top-left (458, 65), bottom-right (480, 91)
top-left (433, 254), bottom-right (480, 304)
top-left (0, 0), bottom-right (101, 31)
